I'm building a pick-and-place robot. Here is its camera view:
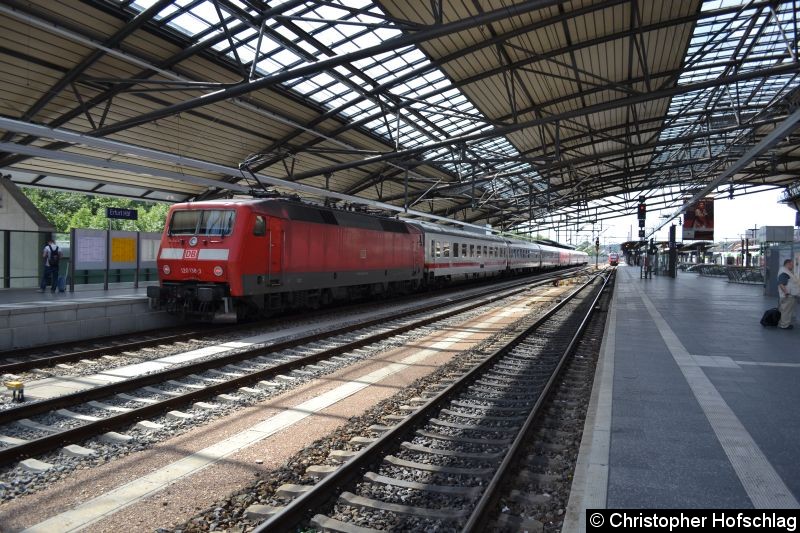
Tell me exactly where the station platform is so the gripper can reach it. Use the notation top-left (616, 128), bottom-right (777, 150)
top-left (0, 282), bottom-right (179, 351)
top-left (564, 265), bottom-right (800, 527)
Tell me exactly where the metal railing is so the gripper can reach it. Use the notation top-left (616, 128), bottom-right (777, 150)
top-left (693, 264), bottom-right (763, 284)
top-left (726, 266), bottom-right (764, 284)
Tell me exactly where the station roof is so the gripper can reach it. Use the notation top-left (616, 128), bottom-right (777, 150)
top-left (1, 0), bottom-right (798, 236)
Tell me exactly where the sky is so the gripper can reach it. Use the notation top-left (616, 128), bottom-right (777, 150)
top-left (540, 188), bottom-right (798, 247)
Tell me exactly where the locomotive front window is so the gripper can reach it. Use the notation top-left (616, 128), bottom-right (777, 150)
top-left (169, 210), bottom-right (201, 235)
top-left (168, 209), bottom-right (236, 236)
top-left (200, 210), bottom-right (235, 236)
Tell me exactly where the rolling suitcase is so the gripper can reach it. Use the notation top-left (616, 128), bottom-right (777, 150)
top-left (760, 308), bottom-right (781, 327)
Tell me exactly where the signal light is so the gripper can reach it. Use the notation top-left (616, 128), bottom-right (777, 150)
top-left (637, 203), bottom-right (646, 220)
top-left (213, 266), bottom-right (224, 277)
top-left (162, 264), bottom-right (171, 275)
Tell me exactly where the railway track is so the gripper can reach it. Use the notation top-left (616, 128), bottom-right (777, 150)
top-left (244, 270), bottom-right (612, 532)
top-left (0, 271), bottom-right (584, 469)
top-left (0, 326), bottom-right (232, 375)
top-left (0, 269), bottom-right (584, 378)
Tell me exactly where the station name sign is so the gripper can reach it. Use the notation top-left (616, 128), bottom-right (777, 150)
top-left (105, 207), bottom-right (139, 220)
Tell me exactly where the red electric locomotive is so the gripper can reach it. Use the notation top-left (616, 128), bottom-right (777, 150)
top-left (147, 198), bottom-right (422, 321)
top-left (149, 196), bottom-right (588, 321)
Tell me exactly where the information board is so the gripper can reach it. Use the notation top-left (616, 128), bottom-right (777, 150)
top-left (73, 229), bottom-right (108, 270)
top-left (109, 231), bottom-right (138, 269)
top-left (139, 232), bottom-right (161, 268)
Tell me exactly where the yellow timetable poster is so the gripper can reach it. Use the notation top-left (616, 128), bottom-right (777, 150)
top-left (111, 237), bottom-right (136, 263)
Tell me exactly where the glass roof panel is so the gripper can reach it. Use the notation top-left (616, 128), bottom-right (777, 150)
top-left (653, 0), bottom-right (800, 185)
top-left (124, 0), bottom-right (796, 226)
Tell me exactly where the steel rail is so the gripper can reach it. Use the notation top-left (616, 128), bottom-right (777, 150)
top-left (254, 272), bottom-right (602, 532)
top-left (0, 268), bottom-right (579, 374)
top-left (0, 325), bottom-right (235, 375)
top-left (463, 270), bottom-right (614, 531)
top-left (0, 271), bottom-right (575, 464)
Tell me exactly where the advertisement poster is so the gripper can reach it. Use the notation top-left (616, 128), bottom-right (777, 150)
top-left (682, 197), bottom-right (714, 241)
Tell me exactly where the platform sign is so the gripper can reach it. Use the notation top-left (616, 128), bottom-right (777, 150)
top-left (682, 197), bottom-right (714, 241)
top-left (106, 207), bottom-right (138, 220)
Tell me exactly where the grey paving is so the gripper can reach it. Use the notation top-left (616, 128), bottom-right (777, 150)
top-left (0, 282), bottom-right (180, 350)
top-left (607, 266), bottom-right (800, 509)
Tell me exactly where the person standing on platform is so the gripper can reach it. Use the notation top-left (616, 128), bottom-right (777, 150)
top-left (39, 237), bottom-right (60, 293)
top-left (777, 258), bottom-right (798, 330)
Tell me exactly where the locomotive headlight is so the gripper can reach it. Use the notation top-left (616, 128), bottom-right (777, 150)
top-left (162, 264), bottom-right (171, 275)
top-left (213, 266), bottom-right (224, 277)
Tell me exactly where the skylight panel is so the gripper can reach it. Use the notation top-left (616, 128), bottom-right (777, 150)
top-left (333, 39), bottom-right (361, 55)
top-left (327, 82), bottom-right (350, 96)
top-left (315, 4), bottom-right (349, 20)
top-left (170, 12), bottom-right (211, 35)
top-left (295, 39), bottom-right (320, 55)
top-left (364, 118), bottom-right (384, 130)
top-left (190, 1), bottom-right (220, 23)
top-left (316, 27), bottom-right (345, 48)
top-left (291, 79), bottom-right (319, 94)
top-left (236, 46), bottom-right (256, 64)
top-left (371, 27), bottom-right (401, 42)
top-left (315, 89), bottom-right (336, 102)
top-left (310, 72), bottom-right (336, 87)
top-left (271, 48), bottom-right (302, 67)
top-left (254, 57), bottom-right (283, 75)
top-left (364, 64), bottom-right (390, 79)
top-left (272, 24), bottom-right (299, 42)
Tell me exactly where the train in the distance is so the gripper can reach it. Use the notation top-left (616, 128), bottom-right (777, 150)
top-left (147, 197), bottom-right (588, 321)
top-left (608, 252), bottom-right (620, 266)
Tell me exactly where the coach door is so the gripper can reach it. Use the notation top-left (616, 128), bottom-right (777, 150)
top-left (267, 218), bottom-right (282, 286)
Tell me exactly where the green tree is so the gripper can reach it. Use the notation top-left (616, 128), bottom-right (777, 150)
top-left (22, 189), bottom-right (170, 233)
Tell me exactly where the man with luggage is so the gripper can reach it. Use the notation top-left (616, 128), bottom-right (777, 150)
top-left (777, 258), bottom-right (798, 330)
top-left (39, 237), bottom-right (60, 293)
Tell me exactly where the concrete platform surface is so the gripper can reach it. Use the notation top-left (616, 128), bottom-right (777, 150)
top-left (0, 282), bottom-right (177, 351)
top-left (564, 265), bottom-right (800, 529)
top-left (0, 282), bottom-right (157, 306)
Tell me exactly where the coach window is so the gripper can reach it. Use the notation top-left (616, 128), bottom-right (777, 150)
top-left (443, 242), bottom-right (450, 257)
top-left (483, 245), bottom-right (488, 257)
top-left (253, 216), bottom-right (266, 236)
top-left (462, 243), bottom-right (467, 257)
top-left (430, 240), bottom-right (435, 258)
top-left (436, 241), bottom-right (441, 257)
top-left (453, 242), bottom-right (459, 258)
